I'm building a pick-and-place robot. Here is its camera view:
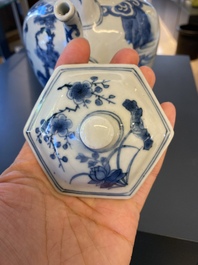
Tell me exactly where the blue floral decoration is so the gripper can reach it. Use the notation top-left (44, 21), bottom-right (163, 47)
top-left (49, 114), bottom-right (72, 137)
top-left (122, 99), bottom-right (153, 150)
top-left (36, 75), bottom-right (115, 171)
top-left (57, 76), bottom-right (115, 107)
top-left (35, 114), bottom-right (74, 171)
top-left (36, 75), bottom-right (153, 189)
top-left (67, 81), bottom-right (92, 105)
top-left (70, 98), bottom-right (153, 189)
top-left (71, 153), bottom-right (127, 188)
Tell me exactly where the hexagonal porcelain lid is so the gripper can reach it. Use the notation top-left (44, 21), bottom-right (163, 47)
top-left (24, 64), bottom-right (174, 198)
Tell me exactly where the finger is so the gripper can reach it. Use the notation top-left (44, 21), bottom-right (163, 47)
top-left (132, 102), bottom-right (176, 210)
top-left (140, 66), bottom-right (156, 88)
top-left (161, 102), bottom-right (176, 128)
top-left (55, 38), bottom-right (90, 68)
top-left (110, 49), bottom-right (155, 89)
top-left (110, 48), bottom-right (139, 65)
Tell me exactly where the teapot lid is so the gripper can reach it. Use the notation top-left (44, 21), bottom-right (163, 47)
top-left (24, 64), bottom-right (173, 198)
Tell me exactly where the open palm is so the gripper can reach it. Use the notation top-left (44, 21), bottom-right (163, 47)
top-left (0, 39), bottom-right (176, 265)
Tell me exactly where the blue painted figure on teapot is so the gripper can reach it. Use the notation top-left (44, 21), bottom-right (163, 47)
top-left (23, 0), bottom-right (160, 87)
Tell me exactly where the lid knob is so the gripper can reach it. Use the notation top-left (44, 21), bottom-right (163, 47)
top-left (80, 114), bottom-right (119, 151)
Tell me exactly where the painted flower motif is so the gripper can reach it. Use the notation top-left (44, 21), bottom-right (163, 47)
top-left (100, 169), bottom-right (126, 188)
top-left (142, 133), bottom-right (153, 150)
top-left (67, 81), bottom-right (92, 104)
top-left (90, 166), bottom-right (108, 182)
top-left (88, 165), bottom-right (126, 188)
top-left (122, 99), bottom-right (138, 112)
top-left (122, 99), bottom-right (143, 128)
top-left (49, 114), bottom-right (72, 137)
top-left (123, 99), bottom-right (153, 150)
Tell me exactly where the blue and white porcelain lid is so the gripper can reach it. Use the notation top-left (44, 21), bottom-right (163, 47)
top-left (24, 64), bottom-right (174, 198)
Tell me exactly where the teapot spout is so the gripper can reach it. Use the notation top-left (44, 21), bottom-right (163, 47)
top-left (54, 0), bottom-right (83, 43)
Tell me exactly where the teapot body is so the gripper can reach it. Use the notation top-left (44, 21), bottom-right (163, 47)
top-left (23, 0), bottom-right (160, 86)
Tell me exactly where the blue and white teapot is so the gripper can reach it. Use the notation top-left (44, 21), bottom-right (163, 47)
top-left (23, 0), bottom-right (160, 87)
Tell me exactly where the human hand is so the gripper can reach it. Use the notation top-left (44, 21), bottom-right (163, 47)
top-left (0, 38), bottom-right (176, 265)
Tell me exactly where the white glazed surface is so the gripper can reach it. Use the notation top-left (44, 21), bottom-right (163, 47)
top-left (24, 64), bottom-right (174, 198)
